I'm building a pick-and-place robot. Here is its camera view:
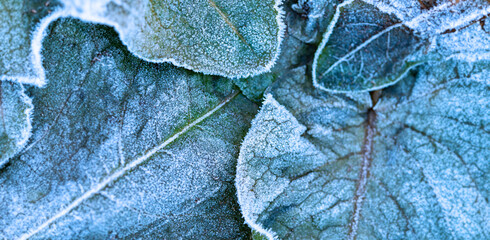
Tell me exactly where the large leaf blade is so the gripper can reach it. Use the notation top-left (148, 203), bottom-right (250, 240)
top-left (61, 0), bottom-right (285, 78)
top-left (0, 18), bottom-right (256, 239)
top-left (237, 60), bottom-right (489, 239)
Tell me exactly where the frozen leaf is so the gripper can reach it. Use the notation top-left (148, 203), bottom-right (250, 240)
top-left (0, 19), bottom-right (257, 239)
top-left (360, 0), bottom-right (490, 60)
top-left (0, 0), bottom-right (61, 86)
top-left (60, 0), bottom-right (285, 78)
top-left (313, 0), bottom-right (490, 92)
top-left (236, 60), bottom-right (489, 239)
top-left (313, 0), bottom-right (425, 92)
top-left (2, 0), bottom-right (284, 86)
top-left (0, 81), bottom-right (33, 168)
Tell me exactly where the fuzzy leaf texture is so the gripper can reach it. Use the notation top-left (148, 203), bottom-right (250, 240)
top-left (61, 0), bottom-right (284, 78)
top-left (236, 61), bottom-right (490, 239)
top-left (0, 0), bottom-right (283, 85)
top-left (0, 81), bottom-right (32, 168)
top-left (0, 19), bottom-right (257, 239)
top-left (0, 0), bottom-right (60, 85)
top-left (312, 0), bottom-right (490, 92)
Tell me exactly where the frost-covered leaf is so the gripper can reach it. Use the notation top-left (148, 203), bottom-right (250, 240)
top-left (236, 60), bottom-right (489, 239)
top-left (0, 0), bottom-right (60, 86)
top-left (60, 0), bottom-right (284, 78)
top-left (0, 18), bottom-right (257, 239)
top-left (313, 0), bottom-right (425, 92)
top-left (2, 0), bottom-right (283, 85)
top-left (0, 81), bottom-right (32, 168)
top-left (312, 0), bottom-right (490, 92)
top-left (433, 18), bottom-right (490, 62)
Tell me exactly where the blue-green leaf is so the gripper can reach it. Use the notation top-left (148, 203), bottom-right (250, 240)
top-left (312, 0), bottom-right (425, 92)
top-left (0, 81), bottom-right (32, 168)
top-left (1, 0), bottom-right (284, 86)
top-left (0, 0), bottom-right (61, 86)
top-left (60, 0), bottom-right (285, 78)
top-left (0, 18), bottom-right (256, 239)
top-left (312, 0), bottom-right (490, 92)
top-left (236, 60), bottom-right (489, 239)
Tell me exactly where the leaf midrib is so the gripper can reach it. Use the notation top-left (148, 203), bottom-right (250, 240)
top-left (19, 91), bottom-right (240, 240)
top-left (347, 92), bottom-right (379, 240)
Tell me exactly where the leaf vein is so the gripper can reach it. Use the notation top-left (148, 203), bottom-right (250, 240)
top-left (19, 91), bottom-right (239, 240)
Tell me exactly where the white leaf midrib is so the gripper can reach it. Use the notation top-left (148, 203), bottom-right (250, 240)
top-left (18, 91), bottom-right (239, 240)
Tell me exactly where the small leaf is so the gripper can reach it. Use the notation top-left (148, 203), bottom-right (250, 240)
top-left (362, 0), bottom-right (490, 61)
top-left (0, 19), bottom-right (256, 239)
top-left (312, 0), bottom-right (490, 93)
top-left (0, 81), bottom-right (33, 168)
top-left (236, 60), bottom-right (489, 239)
top-left (61, 0), bottom-right (285, 78)
top-left (313, 0), bottom-right (425, 92)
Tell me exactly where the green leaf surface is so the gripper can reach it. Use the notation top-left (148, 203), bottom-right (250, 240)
top-left (236, 60), bottom-right (489, 239)
top-left (0, 18), bottom-right (257, 239)
top-left (0, 81), bottom-right (32, 168)
top-left (61, 0), bottom-right (284, 78)
top-left (312, 0), bottom-right (425, 92)
top-left (0, 0), bottom-right (60, 86)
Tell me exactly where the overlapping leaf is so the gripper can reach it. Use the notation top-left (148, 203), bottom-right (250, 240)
top-left (61, 0), bottom-right (284, 78)
top-left (312, 0), bottom-right (425, 92)
top-left (1, 0), bottom-right (283, 87)
top-left (363, 0), bottom-right (490, 62)
top-left (313, 0), bottom-right (490, 92)
top-left (0, 19), bottom-right (257, 239)
top-left (237, 60), bottom-right (489, 239)
top-left (0, 81), bottom-right (32, 168)
top-left (362, 0), bottom-right (490, 35)
top-left (0, 0), bottom-right (60, 85)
